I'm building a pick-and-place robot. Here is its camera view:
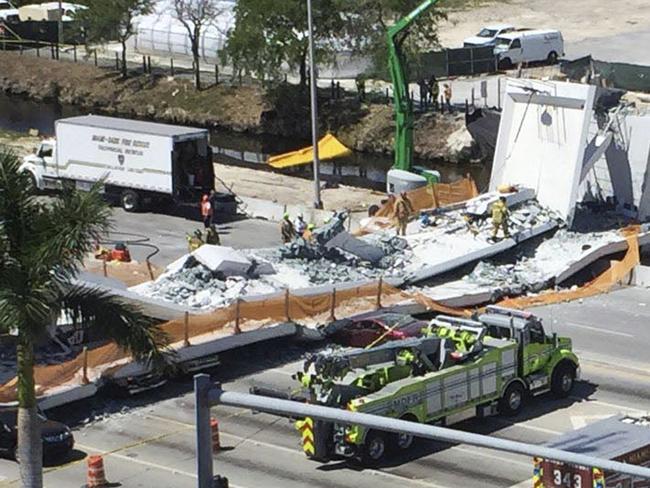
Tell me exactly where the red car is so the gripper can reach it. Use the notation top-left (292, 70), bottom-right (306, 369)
top-left (323, 312), bottom-right (428, 348)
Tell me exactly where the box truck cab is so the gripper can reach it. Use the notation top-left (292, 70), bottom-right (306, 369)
top-left (494, 29), bottom-right (564, 69)
top-left (20, 115), bottom-right (221, 212)
top-left (463, 24), bottom-right (515, 47)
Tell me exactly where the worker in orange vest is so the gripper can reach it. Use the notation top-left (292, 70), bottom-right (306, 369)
top-left (200, 194), bottom-right (213, 228)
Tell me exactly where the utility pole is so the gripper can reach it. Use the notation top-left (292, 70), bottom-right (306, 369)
top-left (306, 0), bottom-right (322, 209)
top-left (57, 0), bottom-right (63, 47)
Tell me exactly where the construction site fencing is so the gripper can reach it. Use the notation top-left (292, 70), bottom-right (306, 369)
top-left (417, 47), bottom-right (498, 80)
top-left (0, 280), bottom-right (410, 404)
top-left (357, 176), bottom-right (479, 235)
top-left (561, 56), bottom-right (650, 93)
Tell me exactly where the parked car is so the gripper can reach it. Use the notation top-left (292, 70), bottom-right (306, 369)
top-left (463, 24), bottom-right (515, 47)
top-left (322, 311), bottom-right (428, 347)
top-left (494, 29), bottom-right (564, 68)
top-left (0, 408), bottom-right (74, 461)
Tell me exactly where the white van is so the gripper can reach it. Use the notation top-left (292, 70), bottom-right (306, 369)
top-left (463, 24), bottom-right (515, 47)
top-left (494, 29), bottom-right (564, 68)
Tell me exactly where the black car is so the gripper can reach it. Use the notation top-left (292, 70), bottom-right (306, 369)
top-left (0, 408), bottom-right (74, 461)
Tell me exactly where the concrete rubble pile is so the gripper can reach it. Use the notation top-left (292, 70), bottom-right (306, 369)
top-left (418, 222), bottom-right (642, 307)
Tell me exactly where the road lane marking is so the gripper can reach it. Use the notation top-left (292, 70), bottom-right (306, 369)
top-left (569, 397), bottom-right (647, 414)
top-left (268, 367), bottom-right (296, 377)
top-left (490, 418), bottom-right (562, 436)
top-left (451, 445), bottom-right (531, 468)
top-left (147, 413), bottom-right (520, 487)
top-left (566, 321), bottom-right (634, 338)
top-left (76, 443), bottom-right (252, 488)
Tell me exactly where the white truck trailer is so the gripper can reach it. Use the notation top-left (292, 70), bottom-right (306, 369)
top-left (20, 115), bottom-right (232, 212)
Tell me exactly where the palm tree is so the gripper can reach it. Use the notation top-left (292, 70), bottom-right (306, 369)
top-left (0, 149), bottom-right (169, 487)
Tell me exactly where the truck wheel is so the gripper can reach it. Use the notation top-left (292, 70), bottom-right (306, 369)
top-left (499, 57), bottom-right (513, 70)
top-left (121, 190), bottom-right (141, 212)
top-left (24, 172), bottom-right (39, 194)
top-left (547, 51), bottom-right (558, 64)
top-left (551, 362), bottom-right (576, 398)
top-left (361, 431), bottom-right (387, 465)
top-left (391, 414), bottom-right (418, 451)
top-left (498, 382), bottom-right (525, 416)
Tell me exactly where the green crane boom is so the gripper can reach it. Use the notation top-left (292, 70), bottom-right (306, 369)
top-left (386, 0), bottom-right (441, 192)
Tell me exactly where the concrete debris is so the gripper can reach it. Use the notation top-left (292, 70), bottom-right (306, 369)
top-left (190, 245), bottom-right (254, 277)
top-left (418, 222), bottom-right (636, 306)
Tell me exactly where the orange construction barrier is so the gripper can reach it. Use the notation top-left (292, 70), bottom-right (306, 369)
top-left (211, 417), bottom-right (221, 452)
top-left (86, 454), bottom-right (108, 487)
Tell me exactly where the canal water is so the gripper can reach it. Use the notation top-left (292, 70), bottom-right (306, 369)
top-left (0, 92), bottom-right (492, 191)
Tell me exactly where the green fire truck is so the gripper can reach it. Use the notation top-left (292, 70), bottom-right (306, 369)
top-left (294, 306), bottom-right (579, 464)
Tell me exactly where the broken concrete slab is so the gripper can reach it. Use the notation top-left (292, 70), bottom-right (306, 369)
top-left (191, 245), bottom-right (254, 277)
top-left (490, 79), bottom-right (597, 225)
top-left (325, 231), bottom-right (385, 265)
top-left (415, 224), bottom-right (650, 308)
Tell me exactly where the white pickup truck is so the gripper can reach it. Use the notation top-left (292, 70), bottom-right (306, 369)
top-left (20, 115), bottom-right (235, 213)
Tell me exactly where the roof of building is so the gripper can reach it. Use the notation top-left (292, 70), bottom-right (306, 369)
top-left (546, 415), bottom-right (650, 460)
top-left (57, 115), bottom-right (207, 138)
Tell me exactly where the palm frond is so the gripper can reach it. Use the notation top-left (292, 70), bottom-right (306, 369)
top-left (60, 285), bottom-right (171, 368)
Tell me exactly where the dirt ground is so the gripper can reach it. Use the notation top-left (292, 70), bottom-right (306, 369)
top-left (213, 163), bottom-right (386, 212)
top-left (438, 0), bottom-right (650, 47)
top-left (0, 131), bottom-right (41, 157)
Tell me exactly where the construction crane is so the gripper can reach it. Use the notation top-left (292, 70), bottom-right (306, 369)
top-left (386, 0), bottom-right (442, 194)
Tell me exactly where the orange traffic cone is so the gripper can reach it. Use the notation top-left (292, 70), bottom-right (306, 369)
top-left (211, 417), bottom-right (221, 452)
top-left (86, 454), bottom-right (108, 487)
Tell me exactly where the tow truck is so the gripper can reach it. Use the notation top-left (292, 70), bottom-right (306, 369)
top-left (293, 306), bottom-right (579, 464)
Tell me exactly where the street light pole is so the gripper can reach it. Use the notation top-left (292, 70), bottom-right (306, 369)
top-left (57, 0), bottom-right (63, 49)
top-left (306, 0), bottom-right (322, 209)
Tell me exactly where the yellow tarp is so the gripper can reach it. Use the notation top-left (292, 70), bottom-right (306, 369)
top-left (268, 133), bottom-right (352, 169)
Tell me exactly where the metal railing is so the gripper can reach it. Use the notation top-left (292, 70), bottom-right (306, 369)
top-left (194, 373), bottom-right (650, 488)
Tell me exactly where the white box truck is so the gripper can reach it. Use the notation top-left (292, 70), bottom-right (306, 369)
top-left (20, 115), bottom-right (234, 213)
top-left (493, 29), bottom-right (564, 69)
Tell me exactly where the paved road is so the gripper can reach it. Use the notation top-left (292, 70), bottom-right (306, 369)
top-left (1, 288), bottom-right (649, 487)
top-left (101, 206), bottom-right (280, 266)
top-left (566, 30), bottom-right (650, 65)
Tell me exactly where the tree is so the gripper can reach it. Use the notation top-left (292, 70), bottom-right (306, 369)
top-left (172, 0), bottom-right (226, 90)
top-left (337, 0), bottom-right (446, 80)
top-left (224, 0), bottom-right (343, 88)
top-left (77, 0), bottom-right (153, 78)
top-left (0, 149), bottom-right (168, 488)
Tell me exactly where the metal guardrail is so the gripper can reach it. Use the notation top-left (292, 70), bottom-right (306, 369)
top-left (194, 374), bottom-right (650, 488)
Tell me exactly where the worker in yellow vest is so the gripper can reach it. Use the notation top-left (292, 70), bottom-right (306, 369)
top-left (490, 196), bottom-right (510, 241)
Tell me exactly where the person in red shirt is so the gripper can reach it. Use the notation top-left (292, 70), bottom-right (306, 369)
top-left (200, 194), bottom-right (213, 228)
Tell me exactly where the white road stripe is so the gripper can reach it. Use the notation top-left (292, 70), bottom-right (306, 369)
top-left (491, 418), bottom-right (562, 436)
top-left (149, 415), bottom-right (456, 487)
top-left (75, 442), bottom-right (250, 488)
top-left (566, 321), bottom-right (634, 338)
top-left (569, 397), bottom-right (647, 414)
top-left (451, 445), bottom-right (531, 468)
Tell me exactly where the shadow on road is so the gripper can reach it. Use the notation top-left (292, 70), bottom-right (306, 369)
top-left (318, 380), bottom-right (598, 471)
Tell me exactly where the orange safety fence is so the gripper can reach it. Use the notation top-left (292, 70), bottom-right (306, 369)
top-left (0, 226), bottom-right (639, 403)
top-left (84, 260), bottom-right (161, 287)
top-left (356, 176), bottom-right (479, 236)
top-left (0, 280), bottom-right (410, 403)
top-left (375, 176), bottom-right (479, 219)
top-left (498, 227), bottom-right (640, 309)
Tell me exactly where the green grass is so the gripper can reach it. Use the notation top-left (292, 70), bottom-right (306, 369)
top-left (0, 128), bottom-right (28, 140)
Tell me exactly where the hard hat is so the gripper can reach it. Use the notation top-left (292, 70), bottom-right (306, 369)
top-left (283, 212), bottom-right (290, 219)
top-left (308, 223), bottom-right (315, 230)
